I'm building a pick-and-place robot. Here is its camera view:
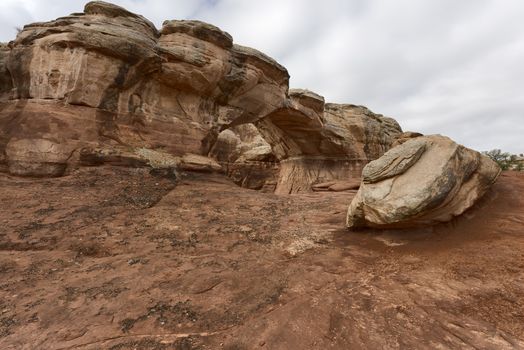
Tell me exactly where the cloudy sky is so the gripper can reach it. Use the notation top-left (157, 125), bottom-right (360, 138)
top-left (0, 0), bottom-right (522, 153)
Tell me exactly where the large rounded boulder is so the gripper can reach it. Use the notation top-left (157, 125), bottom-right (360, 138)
top-left (346, 135), bottom-right (501, 229)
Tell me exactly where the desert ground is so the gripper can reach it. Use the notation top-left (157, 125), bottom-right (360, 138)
top-left (0, 166), bottom-right (523, 349)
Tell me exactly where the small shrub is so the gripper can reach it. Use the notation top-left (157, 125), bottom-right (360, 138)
top-left (483, 149), bottom-right (522, 171)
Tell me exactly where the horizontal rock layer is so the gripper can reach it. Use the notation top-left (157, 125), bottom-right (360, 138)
top-left (0, 1), bottom-right (402, 192)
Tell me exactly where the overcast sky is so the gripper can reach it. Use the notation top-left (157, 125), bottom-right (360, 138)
top-left (0, 0), bottom-right (522, 153)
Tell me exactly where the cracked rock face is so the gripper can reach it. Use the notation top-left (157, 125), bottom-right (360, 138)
top-left (346, 135), bottom-right (501, 229)
top-left (0, 1), bottom-right (401, 192)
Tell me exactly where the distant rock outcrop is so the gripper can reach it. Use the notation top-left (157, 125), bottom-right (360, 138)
top-left (0, 1), bottom-right (401, 192)
top-left (346, 135), bottom-right (501, 228)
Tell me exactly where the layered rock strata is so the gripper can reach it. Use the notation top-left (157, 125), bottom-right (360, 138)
top-left (256, 91), bottom-right (402, 194)
top-left (0, 1), bottom-right (401, 192)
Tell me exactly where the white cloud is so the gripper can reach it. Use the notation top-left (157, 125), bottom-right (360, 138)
top-left (0, 0), bottom-right (522, 152)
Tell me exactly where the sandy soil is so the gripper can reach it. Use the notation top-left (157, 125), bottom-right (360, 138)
top-left (0, 167), bottom-right (523, 349)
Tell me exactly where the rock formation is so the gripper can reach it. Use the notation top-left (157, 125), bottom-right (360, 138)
top-left (257, 93), bottom-right (402, 194)
top-left (346, 135), bottom-right (501, 229)
top-left (0, 1), bottom-right (401, 191)
top-left (391, 131), bottom-right (423, 147)
top-left (209, 123), bottom-right (279, 191)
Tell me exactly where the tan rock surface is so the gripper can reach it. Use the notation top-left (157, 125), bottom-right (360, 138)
top-left (347, 135), bottom-right (501, 228)
top-left (392, 131), bottom-right (423, 147)
top-left (79, 145), bottom-right (179, 170)
top-left (178, 153), bottom-right (222, 173)
top-left (209, 124), bottom-right (278, 190)
top-left (0, 1), bottom-right (288, 177)
top-left (0, 1), bottom-right (401, 193)
top-left (312, 179), bottom-right (361, 192)
top-left (258, 99), bottom-right (402, 194)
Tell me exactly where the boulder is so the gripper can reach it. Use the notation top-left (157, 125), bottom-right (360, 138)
top-left (346, 135), bottom-right (501, 229)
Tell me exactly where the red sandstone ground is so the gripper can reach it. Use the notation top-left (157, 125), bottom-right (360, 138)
top-left (0, 167), bottom-right (523, 349)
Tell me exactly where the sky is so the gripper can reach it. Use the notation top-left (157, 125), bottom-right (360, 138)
top-left (0, 0), bottom-right (522, 153)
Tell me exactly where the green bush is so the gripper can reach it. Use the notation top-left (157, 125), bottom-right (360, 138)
top-left (483, 149), bottom-right (523, 171)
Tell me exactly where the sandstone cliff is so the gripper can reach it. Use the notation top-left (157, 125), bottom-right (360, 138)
top-left (0, 1), bottom-right (401, 192)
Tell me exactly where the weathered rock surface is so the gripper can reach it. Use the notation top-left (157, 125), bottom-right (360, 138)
top-left (0, 1), bottom-right (287, 176)
top-left (312, 179), bottom-right (360, 192)
top-left (0, 1), bottom-right (401, 193)
top-left (79, 145), bottom-right (222, 176)
top-left (346, 135), bottom-right (501, 228)
top-left (392, 131), bottom-right (423, 147)
top-left (209, 124), bottom-right (278, 191)
top-left (0, 43), bottom-right (12, 101)
top-left (6, 138), bottom-right (72, 177)
top-left (257, 95), bottom-right (402, 194)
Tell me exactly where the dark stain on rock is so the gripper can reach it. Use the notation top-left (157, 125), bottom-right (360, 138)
top-left (217, 56), bottom-right (247, 105)
top-left (363, 115), bottom-right (372, 159)
top-left (96, 63), bottom-right (130, 142)
top-left (0, 46), bottom-right (13, 99)
top-left (127, 91), bottom-right (146, 140)
top-left (201, 126), bottom-right (220, 155)
top-left (0, 100), bottom-right (29, 154)
top-left (96, 57), bottom-right (162, 143)
top-left (6, 46), bottom-right (33, 99)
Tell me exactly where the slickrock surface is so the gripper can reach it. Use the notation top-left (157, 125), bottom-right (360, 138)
top-left (0, 2), bottom-right (518, 349)
top-left (0, 1), bottom-right (400, 192)
top-left (0, 167), bottom-right (523, 349)
top-left (347, 135), bottom-right (501, 228)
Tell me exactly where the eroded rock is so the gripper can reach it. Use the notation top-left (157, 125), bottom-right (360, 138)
top-left (0, 1), bottom-right (288, 178)
top-left (0, 43), bottom-right (12, 101)
top-left (346, 135), bottom-right (501, 228)
top-left (6, 138), bottom-right (72, 177)
top-left (258, 101), bottom-right (402, 194)
top-left (312, 180), bottom-right (360, 192)
top-left (392, 131), bottom-right (423, 147)
top-left (0, 1), bottom-right (402, 192)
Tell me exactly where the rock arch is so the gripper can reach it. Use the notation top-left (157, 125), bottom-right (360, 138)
top-left (214, 88), bottom-right (402, 193)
